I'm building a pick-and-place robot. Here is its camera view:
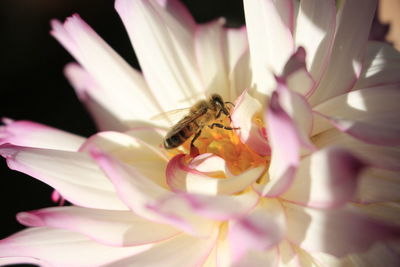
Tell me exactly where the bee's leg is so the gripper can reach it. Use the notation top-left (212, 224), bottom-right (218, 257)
top-left (215, 109), bottom-right (223, 119)
top-left (190, 128), bottom-right (203, 148)
top-left (225, 101), bottom-right (235, 107)
top-left (208, 123), bottom-right (240, 130)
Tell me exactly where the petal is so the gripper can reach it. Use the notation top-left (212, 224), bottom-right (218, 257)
top-left (243, 0), bottom-right (295, 95)
top-left (228, 200), bottom-right (285, 262)
top-left (353, 203), bottom-right (400, 227)
top-left (285, 203), bottom-right (400, 257)
top-left (309, 0), bottom-right (378, 105)
top-left (0, 144), bottom-right (126, 210)
top-left (17, 206), bottom-right (180, 247)
top-left (313, 85), bottom-right (400, 146)
top-left (344, 242), bottom-right (400, 267)
top-left (0, 227), bottom-right (151, 267)
top-left (282, 47), bottom-right (316, 97)
top-left (231, 90), bottom-right (270, 156)
top-left (281, 147), bottom-right (366, 209)
top-left (225, 27), bottom-right (251, 99)
top-left (231, 249), bottom-right (278, 267)
top-left (80, 130), bottom-right (168, 188)
top-left (313, 128), bottom-right (400, 171)
top-left (115, 0), bottom-right (204, 111)
top-left (294, 0), bottom-right (336, 84)
top-left (255, 81), bottom-right (314, 197)
top-left (354, 168), bottom-right (400, 203)
top-left (51, 16), bottom-right (161, 129)
top-left (102, 231), bottom-right (218, 267)
top-left (354, 41), bottom-right (400, 89)
top-left (166, 153), bottom-right (265, 195)
top-left (195, 19), bottom-right (229, 100)
top-left (89, 148), bottom-right (214, 236)
top-left (0, 119), bottom-right (84, 151)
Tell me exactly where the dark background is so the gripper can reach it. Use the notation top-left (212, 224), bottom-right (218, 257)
top-left (0, 0), bottom-right (245, 254)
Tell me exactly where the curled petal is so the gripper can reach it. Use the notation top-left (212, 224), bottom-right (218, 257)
top-left (309, 0), bottom-right (378, 105)
top-left (115, 0), bottom-right (204, 111)
top-left (285, 203), bottom-right (400, 257)
top-left (313, 84), bottom-right (400, 146)
top-left (166, 153), bottom-right (265, 195)
top-left (281, 147), bottom-right (366, 209)
top-left (231, 90), bottom-right (270, 156)
top-left (0, 227), bottom-right (151, 267)
top-left (0, 119), bottom-right (84, 151)
top-left (17, 206), bottom-right (180, 247)
top-left (0, 144), bottom-right (126, 210)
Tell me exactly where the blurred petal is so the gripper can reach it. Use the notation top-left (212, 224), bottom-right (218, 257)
top-left (17, 206), bottom-right (180, 246)
top-left (0, 227), bottom-right (151, 267)
top-left (281, 147), bottom-right (366, 209)
top-left (195, 19), bottom-right (229, 99)
top-left (285, 203), bottom-right (400, 257)
top-left (244, 0), bottom-right (295, 95)
top-left (313, 84), bottom-right (400, 145)
top-left (0, 119), bottom-right (84, 151)
top-left (115, 0), bottom-right (204, 111)
top-left (0, 144), bottom-right (126, 210)
top-left (309, 0), bottom-right (377, 105)
top-left (354, 41), bottom-right (400, 89)
top-left (102, 231), bottom-right (218, 267)
top-left (232, 249), bottom-right (278, 267)
top-left (51, 16), bottom-right (161, 129)
top-left (166, 153), bottom-right (265, 195)
top-left (295, 0), bottom-right (336, 84)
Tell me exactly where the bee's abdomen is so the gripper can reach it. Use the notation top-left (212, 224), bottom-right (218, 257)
top-left (163, 124), bottom-right (195, 149)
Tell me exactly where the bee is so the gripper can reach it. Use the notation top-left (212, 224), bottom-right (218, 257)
top-left (162, 94), bottom-right (238, 149)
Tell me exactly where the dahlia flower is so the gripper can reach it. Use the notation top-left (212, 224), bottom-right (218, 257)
top-left (1, 0), bottom-right (400, 266)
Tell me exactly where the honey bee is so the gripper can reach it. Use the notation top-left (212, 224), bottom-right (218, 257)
top-left (162, 94), bottom-right (238, 149)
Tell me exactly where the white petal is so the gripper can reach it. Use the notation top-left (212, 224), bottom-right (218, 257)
top-left (115, 0), bottom-right (204, 111)
top-left (309, 0), bottom-right (378, 105)
top-left (103, 231), bottom-right (218, 267)
top-left (295, 0), bottom-right (336, 84)
top-left (0, 144), bottom-right (126, 210)
top-left (243, 0), bottom-right (295, 96)
top-left (313, 84), bottom-right (400, 146)
top-left (281, 147), bottom-right (365, 209)
top-left (17, 206), bottom-right (180, 246)
top-left (51, 16), bottom-right (161, 128)
top-left (285, 203), bottom-right (400, 257)
top-left (195, 19), bottom-right (229, 100)
top-left (354, 41), bottom-right (400, 90)
top-left (166, 153), bottom-right (265, 195)
top-left (313, 128), bottom-right (400, 171)
top-left (0, 119), bottom-right (84, 151)
top-left (0, 227), bottom-right (151, 267)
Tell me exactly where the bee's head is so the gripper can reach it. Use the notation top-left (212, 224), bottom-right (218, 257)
top-left (210, 94), bottom-right (224, 110)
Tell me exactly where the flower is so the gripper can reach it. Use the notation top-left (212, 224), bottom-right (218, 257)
top-left (1, 0), bottom-right (400, 266)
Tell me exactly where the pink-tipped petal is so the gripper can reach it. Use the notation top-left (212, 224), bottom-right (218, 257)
top-left (313, 84), bottom-right (400, 146)
top-left (282, 47), bottom-right (316, 97)
top-left (231, 249), bottom-right (278, 267)
top-left (231, 90), bottom-right (270, 156)
top-left (295, 0), bottom-right (336, 85)
top-left (354, 41), bottom-right (400, 89)
top-left (166, 154), bottom-right (265, 195)
top-left (0, 120), bottom-right (84, 151)
top-left (0, 144), bottom-right (126, 210)
top-left (281, 147), bottom-right (366, 209)
top-left (16, 206), bottom-right (180, 247)
top-left (195, 19), bottom-right (229, 100)
top-left (115, 0), bottom-right (204, 111)
top-left (309, 0), bottom-right (378, 105)
top-left (285, 203), bottom-right (400, 257)
top-left (0, 227), bottom-right (152, 267)
top-left (243, 0), bottom-right (295, 95)
top-left (228, 200), bottom-right (285, 262)
top-left (102, 231), bottom-right (218, 267)
top-left (314, 128), bottom-right (400, 171)
top-left (51, 14), bottom-right (162, 130)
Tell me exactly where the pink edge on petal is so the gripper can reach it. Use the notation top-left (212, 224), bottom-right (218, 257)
top-left (231, 89), bottom-right (270, 156)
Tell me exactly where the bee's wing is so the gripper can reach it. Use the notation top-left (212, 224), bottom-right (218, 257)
top-left (150, 108), bottom-right (191, 124)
